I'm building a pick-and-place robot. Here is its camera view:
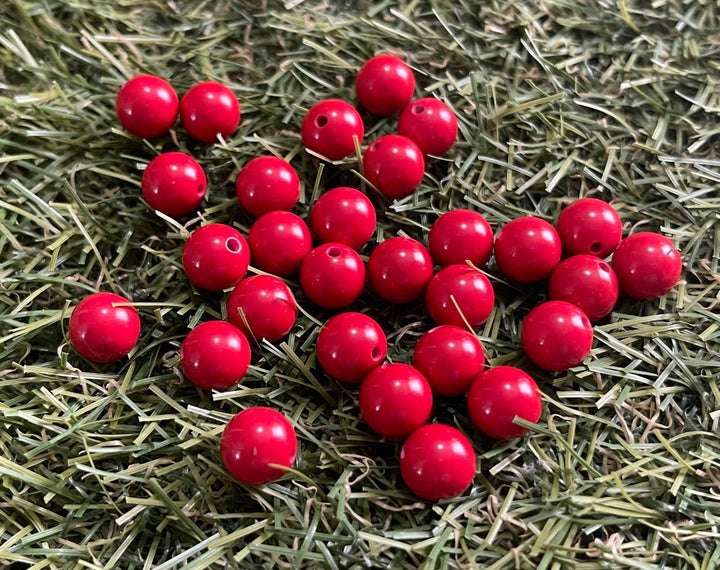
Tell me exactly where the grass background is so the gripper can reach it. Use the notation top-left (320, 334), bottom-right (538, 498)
top-left (1, 0), bottom-right (720, 568)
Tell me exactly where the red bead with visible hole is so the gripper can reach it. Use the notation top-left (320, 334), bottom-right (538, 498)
top-left (182, 224), bottom-right (250, 291)
top-left (555, 198), bottom-right (622, 258)
top-left (247, 211), bottom-right (313, 277)
top-left (355, 54), bottom-right (415, 116)
top-left (310, 187), bottom-right (376, 250)
top-left (141, 152), bottom-right (206, 217)
top-left (425, 264), bottom-right (495, 327)
top-left (69, 292), bottom-right (141, 363)
top-left (180, 81), bottom-right (241, 143)
top-left (116, 75), bottom-right (179, 139)
top-left (397, 97), bottom-right (458, 156)
top-left (316, 312), bottom-right (387, 384)
top-left (428, 209), bottom-right (493, 268)
top-left (367, 237), bottom-right (434, 304)
top-left (235, 156), bottom-right (300, 218)
top-left (548, 255), bottom-right (619, 322)
top-left (299, 243), bottom-right (366, 309)
top-left (363, 134), bottom-right (425, 200)
top-left (494, 216), bottom-right (562, 283)
top-left (180, 320), bottom-right (251, 390)
top-left (301, 99), bottom-right (364, 161)
top-left (521, 300), bottom-right (594, 371)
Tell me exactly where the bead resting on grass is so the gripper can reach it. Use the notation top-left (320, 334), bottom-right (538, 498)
top-left (116, 75), bottom-right (178, 139)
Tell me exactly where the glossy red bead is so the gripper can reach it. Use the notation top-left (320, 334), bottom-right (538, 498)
top-left (467, 366), bottom-right (542, 440)
top-left (141, 152), bottom-right (206, 217)
top-left (235, 156), bottom-right (300, 218)
top-left (493, 216), bottom-right (561, 283)
top-left (355, 54), bottom-right (415, 116)
top-left (316, 312), bottom-right (387, 384)
top-left (220, 407), bottom-right (297, 485)
top-left (367, 237), bottom-right (433, 304)
top-left (399, 424), bottom-right (476, 502)
top-left (182, 224), bottom-right (250, 291)
top-left (363, 135), bottom-right (425, 200)
top-left (68, 292), bottom-right (141, 363)
top-left (397, 98), bottom-right (458, 156)
top-left (548, 255), bottom-right (619, 322)
top-left (299, 243), bottom-right (366, 309)
top-left (555, 198), bottom-right (622, 258)
top-left (227, 275), bottom-right (297, 343)
top-left (180, 321), bottom-right (251, 390)
top-left (521, 301), bottom-right (593, 371)
top-left (310, 187), bottom-right (376, 250)
top-left (428, 209), bottom-right (493, 268)
top-left (247, 211), bottom-right (312, 276)
top-left (412, 325), bottom-right (485, 397)
top-left (180, 81), bottom-right (241, 143)
top-left (301, 99), bottom-right (364, 161)
top-left (425, 264), bottom-right (495, 327)
top-left (359, 363), bottom-right (433, 438)
top-left (116, 75), bottom-right (178, 139)
top-left (611, 232), bottom-right (682, 300)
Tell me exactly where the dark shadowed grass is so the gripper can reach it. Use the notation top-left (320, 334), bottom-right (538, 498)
top-left (1, 0), bottom-right (720, 568)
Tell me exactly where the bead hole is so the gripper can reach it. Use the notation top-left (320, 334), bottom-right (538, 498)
top-left (412, 104), bottom-right (425, 114)
top-left (371, 346), bottom-right (381, 360)
top-left (316, 115), bottom-right (328, 127)
top-left (226, 237), bottom-right (241, 253)
top-left (197, 184), bottom-right (205, 196)
top-left (370, 142), bottom-right (381, 151)
top-left (327, 246), bottom-right (341, 258)
top-left (590, 241), bottom-right (603, 254)
top-left (599, 262), bottom-right (610, 273)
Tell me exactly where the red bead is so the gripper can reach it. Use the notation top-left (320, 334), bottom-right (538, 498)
top-left (141, 152), bottom-right (206, 217)
top-left (355, 54), bottom-right (415, 116)
top-left (425, 264), bottom-right (495, 327)
top-left (116, 75), bottom-right (178, 139)
top-left (247, 211), bottom-right (312, 276)
top-left (494, 216), bottom-right (561, 283)
top-left (235, 156), bottom-right (300, 218)
top-left (316, 312), bottom-right (387, 384)
top-left (399, 424), bottom-right (475, 501)
top-left (68, 292), bottom-right (141, 363)
top-left (611, 232), bottom-right (682, 300)
top-left (467, 366), bottom-right (542, 440)
top-left (301, 99), bottom-right (364, 161)
top-left (182, 224), bottom-right (250, 291)
top-left (367, 237), bottom-right (433, 304)
top-left (310, 187), bottom-right (376, 250)
top-left (220, 407), bottom-right (297, 485)
top-left (412, 325), bottom-right (485, 397)
top-left (555, 198), bottom-right (622, 258)
top-left (521, 301), bottom-right (593, 371)
top-left (363, 134), bottom-right (425, 200)
top-left (428, 209), bottom-right (493, 268)
top-left (299, 243), bottom-right (366, 309)
top-left (180, 81), bottom-right (240, 143)
top-left (180, 321), bottom-right (251, 390)
top-left (548, 255), bottom-right (619, 322)
top-left (227, 275), bottom-right (297, 343)
top-left (359, 363), bottom-right (433, 438)
top-left (397, 98), bottom-right (458, 157)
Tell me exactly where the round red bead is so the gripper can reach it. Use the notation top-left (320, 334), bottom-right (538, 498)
top-left (116, 75), bottom-right (178, 139)
top-left (425, 264), bottom-right (495, 327)
top-left (363, 134), bottom-right (425, 200)
top-left (493, 216), bottom-right (561, 283)
top-left (301, 99), bottom-right (364, 161)
top-left (555, 198), bottom-right (622, 258)
top-left (548, 255), bottom-right (619, 322)
top-left (227, 275), bottom-right (297, 343)
top-left (299, 243), bottom-right (366, 309)
top-left (355, 54), bottom-right (415, 116)
top-left (180, 81), bottom-right (240, 143)
top-left (397, 97), bottom-right (458, 156)
top-left (182, 224), bottom-right (250, 291)
top-left (235, 156), bottom-right (300, 218)
top-left (247, 211), bottom-right (312, 276)
top-left (367, 237), bottom-right (433, 304)
top-left (141, 152), bottom-right (206, 217)
top-left (428, 209), bottom-right (493, 268)
top-left (310, 187), bottom-right (376, 250)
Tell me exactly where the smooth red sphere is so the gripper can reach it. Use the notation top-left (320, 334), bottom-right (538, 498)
top-left (399, 424), bottom-right (476, 502)
top-left (397, 98), bottom-right (458, 156)
top-left (299, 243), bottom-right (366, 309)
top-left (521, 301), bottom-right (593, 371)
top-left (412, 325), bottom-right (485, 397)
top-left (69, 292), bottom-right (141, 363)
top-left (425, 264), bottom-right (495, 327)
top-left (493, 216), bottom-right (561, 283)
top-left (141, 152), bottom-right (206, 217)
top-left (359, 363), bottom-right (433, 438)
top-left (310, 187), bottom-right (376, 250)
top-left (355, 54), bottom-right (415, 116)
top-left (247, 211), bottom-right (312, 276)
top-left (363, 135), bottom-right (425, 200)
top-left (556, 198), bottom-right (622, 258)
top-left (235, 156), bottom-right (300, 218)
top-left (467, 366), bottom-right (542, 440)
top-left (611, 232), bottom-right (682, 300)
top-left (182, 224), bottom-right (250, 291)
top-left (367, 237), bottom-right (433, 304)
top-left (428, 209), bottom-right (493, 268)
top-left (316, 312), bottom-right (387, 384)
top-left (226, 275), bottom-right (297, 343)
top-left (301, 99), bottom-right (364, 161)
top-left (180, 321), bottom-right (251, 390)
top-left (548, 255), bottom-right (619, 322)
top-left (220, 407), bottom-right (297, 485)
top-left (116, 75), bottom-right (178, 139)
top-left (180, 81), bottom-right (240, 143)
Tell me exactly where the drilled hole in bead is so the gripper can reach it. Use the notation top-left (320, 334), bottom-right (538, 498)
top-left (226, 238), bottom-right (241, 253)
top-left (327, 246), bottom-right (341, 258)
top-left (599, 262), bottom-right (610, 273)
top-left (371, 346), bottom-right (381, 360)
top-left (197, 184), bottom-right (205, 196)
top-left (412, 104), bottom-right (425, 114)
top-left (590, 241), bottom-right (603, 254)
top-left (370, 142), bottom-right (381, 151)
top-left (316, 115), bottom-right (328, 127)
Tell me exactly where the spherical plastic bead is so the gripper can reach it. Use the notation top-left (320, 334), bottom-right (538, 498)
top-left (425, 264), bottom-right (495, 327)
top-left (180, 81), bottom-right (241, 143)
top-left (235, 156), bottom-right (300, 218)
top-left (555, 198), bottom-right (622, 258)
top-left (397, 98), bottom-right (458, 156)
top-left (548, 255), bottom-right (619, 322)
top-left (363, 134), bottom-right (425, 200)
top-left (355, 54), bottom-right (415, 116)
top-left (141, 152), bottom-right (206, 217)
top-left (247, 211), bottom-right (312, 277)
top-left (310, 187), bottom-right (376, 250)
top-left (493, 216), bottom-right (562, 283)
top-left (116, 75), bottom-right (178, 139)
top-left (299, 243), bottom-right (366, 309)
top-left (367, 237), bottom-right (433, 304)
top-left (301, 99), bottom-right (364, 161)
top-left (182, 224), bottom-right (250, 291)
top-left (227, 275), bottom-right (297, 343)
top-left (428, 209), bottom-right (493, 268)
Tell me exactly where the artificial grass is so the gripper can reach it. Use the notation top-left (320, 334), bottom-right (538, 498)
top-left (1, 0), bottom-right (720, 568)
